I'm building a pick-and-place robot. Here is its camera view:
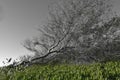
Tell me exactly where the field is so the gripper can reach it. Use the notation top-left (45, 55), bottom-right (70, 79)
top-left (0, 61), bottom-right (120, 80)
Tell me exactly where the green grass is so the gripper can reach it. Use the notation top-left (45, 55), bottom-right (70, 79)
top-left (0, 61), bottom-right (120, 80)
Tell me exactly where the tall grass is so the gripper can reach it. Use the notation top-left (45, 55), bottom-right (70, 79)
top-left (0, 61), bottom-right (120, 80)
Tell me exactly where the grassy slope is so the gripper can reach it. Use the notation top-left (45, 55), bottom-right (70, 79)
top-left (0, 61), bottom-right (120, 80)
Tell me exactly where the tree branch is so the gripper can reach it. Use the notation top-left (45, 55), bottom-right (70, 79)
top-left (31, 46), bottom-right (75, 62)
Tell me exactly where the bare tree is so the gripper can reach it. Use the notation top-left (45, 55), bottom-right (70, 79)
top-left (23, 0), bottom-right (119, 64)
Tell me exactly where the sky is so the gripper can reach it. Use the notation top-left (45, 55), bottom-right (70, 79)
top-left (0, 0), bottom-right (57, 66)
top-left (0, 0), bottom-right (120, 66)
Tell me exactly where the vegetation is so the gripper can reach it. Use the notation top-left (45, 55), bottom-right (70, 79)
top-left (0, 61), bottom-right (120, 80)
top-left (1, 0), bottom-right (120, 79)
top-left (23, 0), bottom-right (120, 64)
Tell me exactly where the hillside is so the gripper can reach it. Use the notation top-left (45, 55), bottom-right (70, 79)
top-left (0, 61), bottom-right (120, 80)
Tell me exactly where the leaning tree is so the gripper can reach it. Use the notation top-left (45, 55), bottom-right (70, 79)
top-left (23, 0), bottom-right (119, 64)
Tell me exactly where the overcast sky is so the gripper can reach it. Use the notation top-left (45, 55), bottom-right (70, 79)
top-left (0, 0), bottom-right (57, 66)
top-left (0, 0), bottom-right (120, 66)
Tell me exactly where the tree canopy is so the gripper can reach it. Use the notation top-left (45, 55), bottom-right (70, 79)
top-left (23, 0), bottom-right (120, 64)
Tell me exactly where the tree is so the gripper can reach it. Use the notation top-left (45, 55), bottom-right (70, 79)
top-left (23, 0), bottom-right (119, 64)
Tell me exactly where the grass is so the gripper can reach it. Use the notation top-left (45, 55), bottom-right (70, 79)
top-left (0, 61), bottom-right (120, 80)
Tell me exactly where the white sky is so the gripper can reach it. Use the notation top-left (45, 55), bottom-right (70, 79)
top-left (0, 0), bottom-right (120, 66)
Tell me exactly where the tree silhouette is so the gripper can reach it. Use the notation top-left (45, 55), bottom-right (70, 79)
top-left (23, 0), bottom-right (120, 64)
